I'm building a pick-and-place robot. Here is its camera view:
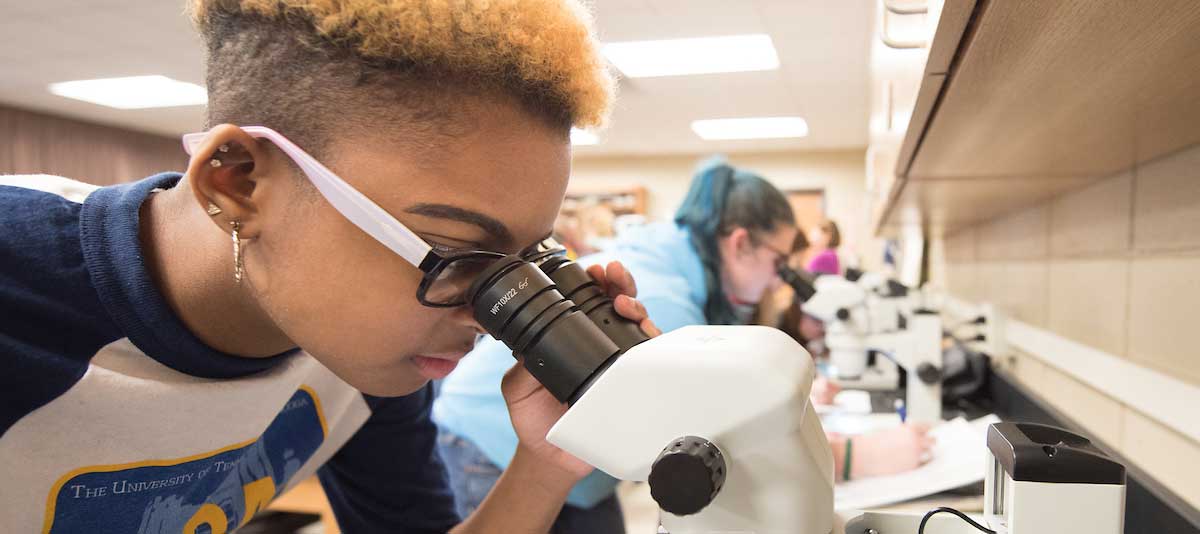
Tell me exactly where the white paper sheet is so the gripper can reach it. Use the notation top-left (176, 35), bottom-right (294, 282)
top-left (814, 389), bottom-right (874, 416)
top-left (821, 413), bottom-right (903, 436)
top-left (834, 415), bottom-right (1001, 511)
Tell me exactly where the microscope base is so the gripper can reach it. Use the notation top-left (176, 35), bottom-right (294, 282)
top-left (844, 510), bottom-right (984, 534)
top-left (831, 359), bottom-right (901, 392)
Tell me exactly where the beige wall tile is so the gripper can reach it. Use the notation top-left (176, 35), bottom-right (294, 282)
top-left (928, 237), bottom-right (948, 291)
top-left (945, 262), bottom-right (977, 301)
top-left (988, 261), bottom-right (1050, 328)
top-left (1134, 143), bottom-right (1200, 252)
top-left (1129, 257), bottom-right (1200, 386)
top-left (977, 204), bottom-right (1050, 261)
top-left (1048, 259), bottom-right (1130, 356)
top-left (1050, 172), bottom-right (1133, 257)
top-left (1036, 365), bottom-right (1124, 446)
top-left (1121, 407), bottom-right (1200, 510)
top-left (971, 262), bottom-right (1003, 310)
top-left (970, 261), bottom-right (1049, 327)
top-left (944, 228), bottom-right (977, 262)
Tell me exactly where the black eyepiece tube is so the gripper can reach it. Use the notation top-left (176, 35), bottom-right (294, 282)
top-left (538, 256), bottom-right (651, 352)
top-left (466, 255), bottom-right (630, 404)
top-left (779, 265), bottom-right (817, 303)
top-left (844, 267), bottom-right (864, 282)
top-left (885, 279), bottom-right (909, 298)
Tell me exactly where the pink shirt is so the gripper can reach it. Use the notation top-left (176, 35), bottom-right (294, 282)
top-left (807, 249), bottom-right (840, 275)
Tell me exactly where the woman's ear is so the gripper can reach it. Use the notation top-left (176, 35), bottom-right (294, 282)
top-left (185, 124), bottom-right (277, 239)
top-left (727, 227), bottom-right (754, 256)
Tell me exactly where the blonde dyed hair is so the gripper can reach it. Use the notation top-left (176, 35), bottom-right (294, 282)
top-left (188, 0), bottom-right (614, 154)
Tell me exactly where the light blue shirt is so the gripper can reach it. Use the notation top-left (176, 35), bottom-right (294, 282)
top-left (433, 223), bottom-right (709, 508)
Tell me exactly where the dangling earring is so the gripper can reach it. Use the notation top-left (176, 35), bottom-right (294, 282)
top-left (231, 220), bottom-right (244, 284)
top-left (206, 202), bottom-right (223, 216)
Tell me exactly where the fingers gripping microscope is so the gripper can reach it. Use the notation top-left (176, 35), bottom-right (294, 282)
top-left (466, 247), bottom-right (835, 534)
top-left (463, 245), bottom-right (1127, 534)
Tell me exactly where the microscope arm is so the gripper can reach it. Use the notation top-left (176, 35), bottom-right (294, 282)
top-left (831, 320), bottom-right (944, 423)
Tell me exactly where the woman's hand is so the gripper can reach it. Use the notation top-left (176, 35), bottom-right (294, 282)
top-left (810, 376), bottom-right (842, 405)
top-left (585, 261), bottom-right (662, 337)
top-left (501, 261), bottom-right (661, 484)
top-left (851, 423), bottom-right (935, 478)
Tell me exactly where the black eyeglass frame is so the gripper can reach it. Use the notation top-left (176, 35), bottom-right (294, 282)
top-left (415, 239), bottom-right (567, 307)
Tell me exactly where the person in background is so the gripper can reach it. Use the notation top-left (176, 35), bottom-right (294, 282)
top-left (753, 231), bottom-right (810, 328)
top-left (753, 231), bottom-right (845, 405)
top-left (435, 160), bottom-right (932, 533)
top-left (0, 1), bottom-right (660, 532)
top-left (807, 218), bottom-right (843, 275)
top-left (434, 159), bottom-right (799, 532)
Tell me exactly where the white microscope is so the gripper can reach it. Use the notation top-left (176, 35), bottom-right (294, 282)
top-left (846, 421), bottom-right (1127, 534)
top-left (798, 270), bottom-right (946, 424)
top-left (464, 248), bottom-right (1125, 534)
top-left (468, 251), bottom-right (836, 533)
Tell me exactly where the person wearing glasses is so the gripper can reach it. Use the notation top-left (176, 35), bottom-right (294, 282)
top-left (433, 159), bottom-right (799, 532)
top-left (0, 1), bottom-right (658, 533)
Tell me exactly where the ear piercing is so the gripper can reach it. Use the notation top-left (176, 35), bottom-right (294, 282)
top-left (209, 144), bottom-right (233, 167)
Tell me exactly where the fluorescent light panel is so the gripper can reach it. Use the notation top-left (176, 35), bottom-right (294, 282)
top-left (570, 128), bottom-right (599, 146)
top-left (602, 34), bottom-right (779, 78)
top-left (691, 117), bottom-right (809, 140)
top-left (48, 75), bottom-right (207, 109)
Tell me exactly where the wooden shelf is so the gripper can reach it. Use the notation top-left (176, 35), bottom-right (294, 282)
top-left (880, 0), bottom-right (1200, 235)
top-left (561, 185), bottom-right (647, 216)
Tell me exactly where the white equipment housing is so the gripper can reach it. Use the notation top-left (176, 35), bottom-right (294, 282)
top-left (539, 326), bottom-right (1126, 534)
top-left (846, 422), bottom-right (1126, 533)
top-left (804, 275), bottom-right (944, 423)
top-left (548, 325), bottom-right (835, 534)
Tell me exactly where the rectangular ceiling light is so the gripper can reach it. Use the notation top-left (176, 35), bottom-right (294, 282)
top-left (691, 117), bottom-right (809, 140)
top-left (570, 128), bottom-right (599, 146)
top-left (602, 34), bottom-right (780, 78)
top-left (48, 75), bottom-right (207, 109)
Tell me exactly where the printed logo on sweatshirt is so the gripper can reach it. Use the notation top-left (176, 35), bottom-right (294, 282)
top-left (42, 386), bottom-right (327, 534)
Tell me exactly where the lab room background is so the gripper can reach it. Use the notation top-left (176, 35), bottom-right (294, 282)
top-left (2, 0), bottom-right (1198, 532)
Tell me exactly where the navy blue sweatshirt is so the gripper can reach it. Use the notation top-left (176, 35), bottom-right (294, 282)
top-left (0, 173), bottom-right (458, 533)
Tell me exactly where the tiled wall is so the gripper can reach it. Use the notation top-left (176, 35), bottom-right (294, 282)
top-left (941, 143), bottom-right (1200, 509)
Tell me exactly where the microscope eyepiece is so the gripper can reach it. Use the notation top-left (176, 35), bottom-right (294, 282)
top-left (778, 265), bottom-right (817, 303)
top-left (844, 267), bottom-right (864, 282)
top-left (466, 250), bottom-right (650, 404)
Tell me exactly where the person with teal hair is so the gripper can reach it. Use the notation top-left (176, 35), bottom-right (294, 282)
top-left (433, 157), bottom-right (800, 532)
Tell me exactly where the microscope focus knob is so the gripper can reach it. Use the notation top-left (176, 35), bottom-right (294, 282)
top-left (917, 362), bottom-right (942, 384)
top-left (648, 436), bottom-right (727, 516)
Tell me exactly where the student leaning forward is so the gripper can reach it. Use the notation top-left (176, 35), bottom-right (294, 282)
top-left (0, 1), bottom-right (659, 532)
